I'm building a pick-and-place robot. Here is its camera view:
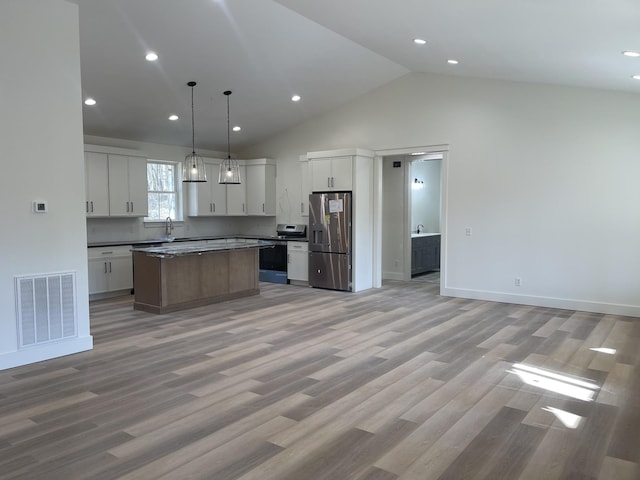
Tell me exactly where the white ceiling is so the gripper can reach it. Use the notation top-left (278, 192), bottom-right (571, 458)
top-left (76, 0), bottom-right (640, 152)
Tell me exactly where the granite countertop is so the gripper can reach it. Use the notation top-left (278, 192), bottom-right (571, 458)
top-left (88, 234), bottom-right (307, 248)
top-left (131, 238), bottom-right (274, 258)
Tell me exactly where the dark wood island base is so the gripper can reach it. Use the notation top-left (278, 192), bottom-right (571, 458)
top-left (132, 248), bottom-right (260, 314)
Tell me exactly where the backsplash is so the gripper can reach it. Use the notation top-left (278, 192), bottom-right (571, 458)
top-left (86, 216), bottom-right (277, 244)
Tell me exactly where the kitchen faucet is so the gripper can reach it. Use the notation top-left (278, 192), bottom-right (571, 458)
top-left (416, 224), bottom-right (424, 234)
top-left (165, 217), bottom-right (173, 236)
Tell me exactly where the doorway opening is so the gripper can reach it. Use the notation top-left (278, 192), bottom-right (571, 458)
top-left (377, 145), bottom-right (448, 290)
top-left (410, 154), bottom-right (442, 283)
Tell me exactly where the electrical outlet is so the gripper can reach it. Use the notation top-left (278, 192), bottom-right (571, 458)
top-left (465, 227), bottom-right (472, 237)
top-left (515, 277), bottom-right (522, 287)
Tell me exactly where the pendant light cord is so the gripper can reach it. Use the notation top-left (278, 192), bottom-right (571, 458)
top-left (226, 91), bottom-right (231, 160)
top-left (191, 85), bottom-right (196, 155)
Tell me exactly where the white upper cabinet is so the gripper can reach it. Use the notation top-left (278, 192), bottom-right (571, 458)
top-left (300, 155), bottom-right (310, 217)
top-left (107, 154), bottom-right (148, 217)
top-left (188, 159), bottom-right (275, 217)
top-left (246, 160), bottom-right (276, 216)
top-left (309, 155), bottom-right (353, 192)
top-left (226, 164), bottom-right (247, 215)
top-left (188, 160), bottom-right (227, 216)
top-left (85, 152), bottom-right (109, 216)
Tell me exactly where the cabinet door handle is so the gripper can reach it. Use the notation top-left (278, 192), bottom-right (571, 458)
top-left (86, 201), bottom-right (89, 213)
top-left (109, 261), bottom-right (112, 273)
top-left (243, 203), bottom-right (245, 212)
top-left (331, 177), bottom-right (335, 188)
top-left (301, 202), bottom-right (304, 213)
top-left (262, 203), bottom-right (265, 212)
top-left (130, 201), bottom-right (133, 212)
top-left (104, 262), bottom-right (107, 274)
top-left (213, 203), bottom-right (216, 213)
top-left (327, 177), bottom-right (331, 188)
top-left (288, 254), bottom-right (290, 264)
top-left (90, 201), bottom-right (94, 213)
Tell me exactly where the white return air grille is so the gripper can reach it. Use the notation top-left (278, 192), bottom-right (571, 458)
top-left (15, 272), bottom-right (77, 348)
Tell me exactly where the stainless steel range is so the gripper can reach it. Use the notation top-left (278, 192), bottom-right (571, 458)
top-left (258, 224), bottom-right (307, 284)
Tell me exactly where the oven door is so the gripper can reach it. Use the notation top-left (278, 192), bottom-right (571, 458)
top-left (259, 241), bottom-right (288, 283)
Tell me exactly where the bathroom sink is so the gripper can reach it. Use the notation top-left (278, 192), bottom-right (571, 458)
top-left (411, 233), bottom-right (439, 238)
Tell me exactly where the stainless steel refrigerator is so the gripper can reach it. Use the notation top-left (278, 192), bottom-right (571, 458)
top-left (308, 192), bottom-right (352, 291)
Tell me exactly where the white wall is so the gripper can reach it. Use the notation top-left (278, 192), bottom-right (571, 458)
top-left (411, 159), bottom-right (442, 234)
top-left (0, 0), bottom-right (93, 369)
top-left (381, 156), bottom-right (407, 280)
top-left (242, 72), bottom-right (640, 316)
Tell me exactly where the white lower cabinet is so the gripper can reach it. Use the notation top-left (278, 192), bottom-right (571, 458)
top-left (88, 246), bottom-right (133, 295)
top-left (287, 241), bottom-right (308, 283)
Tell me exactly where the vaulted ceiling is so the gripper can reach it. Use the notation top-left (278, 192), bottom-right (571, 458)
top-left (75, 0), bottom-right (640, 151)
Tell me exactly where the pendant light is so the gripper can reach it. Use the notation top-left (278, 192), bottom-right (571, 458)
top-left (218, 90), bottom-right (241, 184)
top-left (182, 81), bottom-right (207, 182)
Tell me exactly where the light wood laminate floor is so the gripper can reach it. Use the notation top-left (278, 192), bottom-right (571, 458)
top-left (1, 281), bottom-right (638, 479)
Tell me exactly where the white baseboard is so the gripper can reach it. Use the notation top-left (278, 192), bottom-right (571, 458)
top-left (383, 271), bottom-right (404, 281)
top-left (441, 287), bottom-right (640, 317)
top-left (0, 336), bottom-right (93, 371)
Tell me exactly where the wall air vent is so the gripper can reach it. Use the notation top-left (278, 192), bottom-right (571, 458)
top-left (15, 272), bottom-right (77, 348)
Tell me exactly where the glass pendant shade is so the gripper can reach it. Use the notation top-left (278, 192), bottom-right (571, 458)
top-left (219, 90), bottom-right (241, 185)
top-left (183, 151), bottom-right (207, 182)
top-left (182, 81), bottom-right (207, 183)
top-left (218, 157), bottom-right (241, 184)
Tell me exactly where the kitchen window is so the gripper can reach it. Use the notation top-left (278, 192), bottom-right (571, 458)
top-left (145, 160), bottom-right (181, 221)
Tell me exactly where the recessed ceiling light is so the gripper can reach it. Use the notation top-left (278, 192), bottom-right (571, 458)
top-left (622, 51), bottom-right (640, 57)
top-left (411, 152), bottom-right (426, 156)
top-left (447, 59), bottom-right (459, 65)
top-left (291, 94), bottom-right (301, 102)
top-left (168, 114), bottom-right (179, 121)
top-left (145, 52), bottom-right (158, 61)
top-left (413, 38), bottom-right (427, 45)
top-left (84, 98), bottom-right (96, 106)
top-left (233, 126), bottom-right (241, 132)
top-left (633, 74), bottom-right (640, 80)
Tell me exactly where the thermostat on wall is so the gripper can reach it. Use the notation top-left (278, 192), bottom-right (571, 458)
top-left (33, 200), bottom-right (48, 213)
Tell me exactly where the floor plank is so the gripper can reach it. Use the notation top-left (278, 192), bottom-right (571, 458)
top-left (0, 280), bottom-right (638, 479)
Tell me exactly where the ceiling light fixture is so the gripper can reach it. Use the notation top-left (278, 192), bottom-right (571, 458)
top-left (233, 126), bottom-right (241, 132)
top-left (84, 98), bottom-right (96, 106)
top-left (182, 81), bottom-right (207, 183)
top-left (145, 52), bottom-right (159, 61)
top-left (633, 75), bottom-right (640, 80)
top-left (622, 51), bottom-right (640, 57)
top-left (168, 114), bottom-right (179, 121)
top-left (447, 59), bottom-right (459, 65)
top-left (291, 94), bottom-right (301, 102)
top-left (413, 38), bottom-right (427, 45)
top-left (219, 90), bottom-right (241, 184)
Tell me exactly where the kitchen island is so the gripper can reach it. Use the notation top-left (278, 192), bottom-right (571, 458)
top-left (131, 239), bottom-right (272, 314)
